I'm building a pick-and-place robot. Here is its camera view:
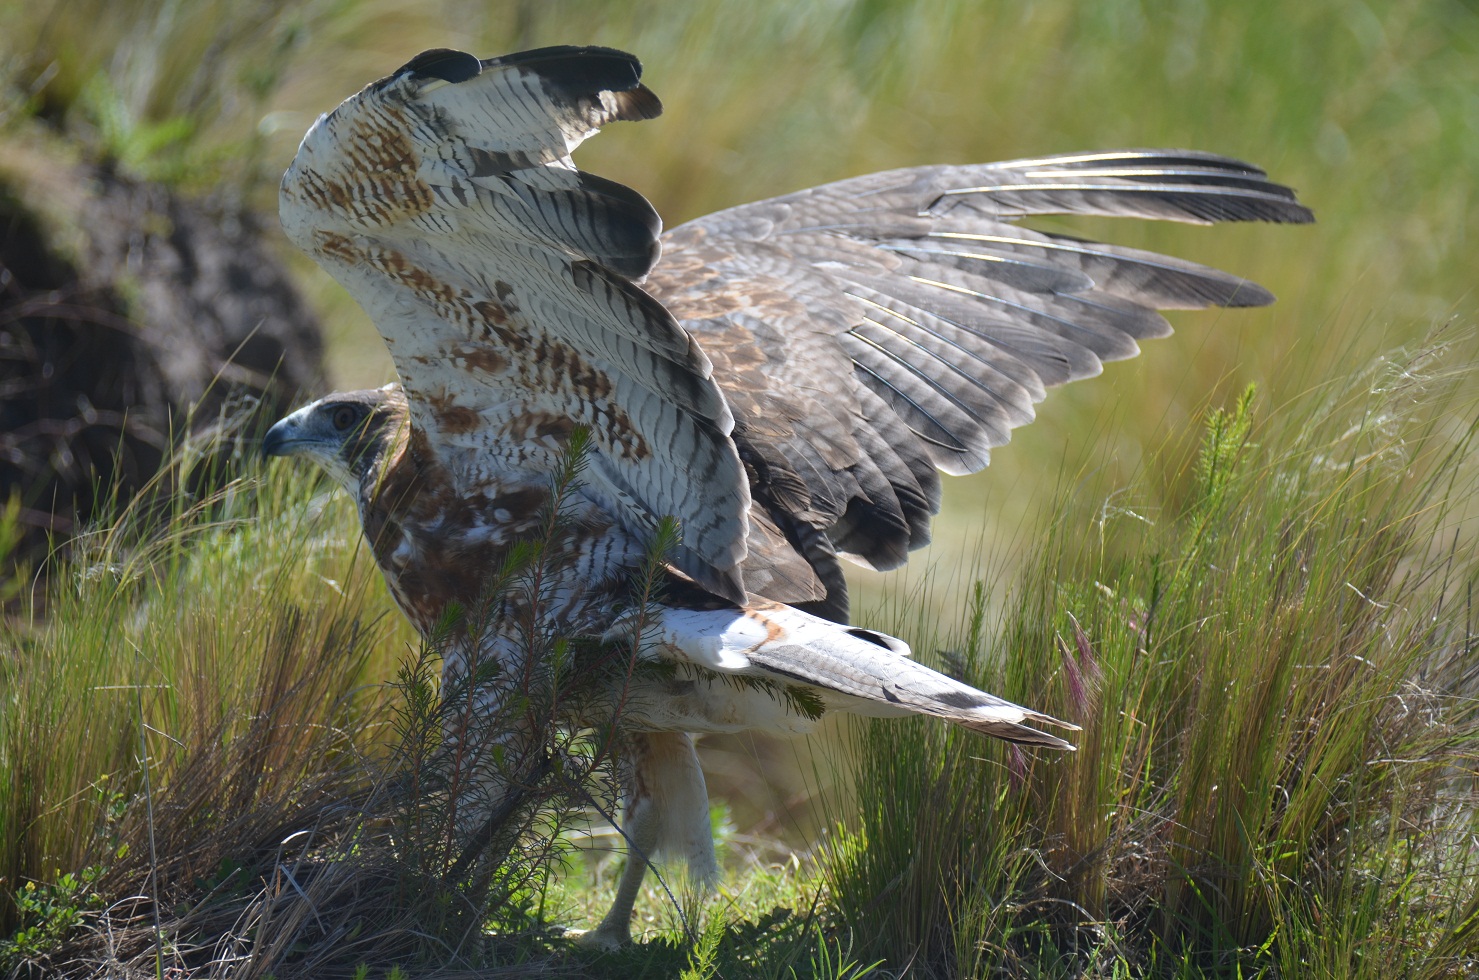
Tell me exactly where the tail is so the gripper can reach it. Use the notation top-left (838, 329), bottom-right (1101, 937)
top-left (653, 602), bottom-right (1079, 750)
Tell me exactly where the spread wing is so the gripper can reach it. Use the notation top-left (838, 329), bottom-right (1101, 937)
top-left (280, 47), bottom-right (752, 603)
top-left (648, 152), bottom-right (1314, 619)
top-left (282, 44), bottom-right (1313, 617)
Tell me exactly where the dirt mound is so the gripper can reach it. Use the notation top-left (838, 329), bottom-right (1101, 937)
top-left (0, 161), bottom-right (323, 571)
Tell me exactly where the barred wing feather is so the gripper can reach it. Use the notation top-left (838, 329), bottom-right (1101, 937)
top-left (649, 151), bottom-right (1312, 618)
top-left (282, 45), bottom-right (1312, 619)
top-left (280, 46), bottom-right (753, 603)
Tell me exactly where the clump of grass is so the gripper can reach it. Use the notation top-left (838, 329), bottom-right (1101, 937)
top-left (0, 416), bottom-right (409, 976)
top-left (825, 339), bottom-right (1479, 977)
top-left (0, 423), bottom-right (709, 977)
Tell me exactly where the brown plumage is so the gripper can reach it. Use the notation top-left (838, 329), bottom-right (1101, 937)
top-left (263, 45), bottom-right (1311, 947)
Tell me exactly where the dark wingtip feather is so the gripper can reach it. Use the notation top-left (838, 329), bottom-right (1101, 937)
top-left (1273, 201), bottom-right (1316, 225)
top-left (1220, 280), bottom-right (1277, 307)
top-left (493, 47), bottom-right (635, 90)
top-left (397, 48), bottom-right (482, 84)
top-left (616, 84), bottom-right (664, 122)
top-left (485, 46), bottom-right (663, 123)
top-left (1157, 191), bottom-right (1314, 225)
top-left (1006, 149), bottom-right (1274, 177)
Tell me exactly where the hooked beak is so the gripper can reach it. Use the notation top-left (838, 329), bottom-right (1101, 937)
top-left (261, 416), bottom-right (297, 459)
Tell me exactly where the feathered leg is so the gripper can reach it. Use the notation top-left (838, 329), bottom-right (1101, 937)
top-left (580, 730), bottom-right (717, 949)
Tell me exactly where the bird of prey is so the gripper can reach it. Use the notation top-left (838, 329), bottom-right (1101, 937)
top-left (263, 45), bottom-right (1311, 947)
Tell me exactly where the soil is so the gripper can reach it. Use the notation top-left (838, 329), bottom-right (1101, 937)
top-left (0, 160), bottom-right (324, 572)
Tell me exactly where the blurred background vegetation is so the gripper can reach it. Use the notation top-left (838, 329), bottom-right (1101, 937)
top-left (0, 0), bottom-right (1476, 975)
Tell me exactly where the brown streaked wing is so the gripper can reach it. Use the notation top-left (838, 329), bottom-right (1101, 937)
top-left (648, 150), bottom-right (1313, 618)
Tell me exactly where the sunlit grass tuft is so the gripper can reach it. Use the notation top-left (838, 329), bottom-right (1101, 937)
top-left (0, 421), bottom-right (411, 975)
top-left (825, 339), bottom-right (1479, 977)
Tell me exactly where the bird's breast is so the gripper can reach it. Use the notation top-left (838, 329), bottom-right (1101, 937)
top-left (359, 458), bottom-right (644, 639)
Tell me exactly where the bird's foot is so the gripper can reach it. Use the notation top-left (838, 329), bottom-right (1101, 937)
top-left (565, 923), bottom-right (629, 951)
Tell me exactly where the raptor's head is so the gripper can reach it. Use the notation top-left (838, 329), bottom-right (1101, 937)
top-left (262, 384), bottom-right (409, 491)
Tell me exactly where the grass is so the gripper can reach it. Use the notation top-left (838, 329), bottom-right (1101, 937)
top-left (0, 422), bottom-right (411, 973)
top-left (828, 340), bottom-right (1479, 976)
top-left (0, 347), bottom-right (1471, 977)
top-left (1, 0), bottom-right (1477, 976)
top-left (0, 423), bottom-right (873, 977)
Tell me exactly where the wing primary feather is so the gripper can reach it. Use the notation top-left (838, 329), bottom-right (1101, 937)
top-left (926, 231), bottom-right (1277, 308)
top-left (983, 148), bottom-right (1273, 173)
top-left (902, 274), bottom-right (1143, 361)
top-left (847, 354), bottom-right (971, 455)
top-left (934, 180), bottom-right (1313, 224)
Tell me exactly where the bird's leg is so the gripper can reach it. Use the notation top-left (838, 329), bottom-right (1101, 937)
top-left (579, 780), bottom-right (659, 950)
top-left (578, 731), bottom-right (717, 950)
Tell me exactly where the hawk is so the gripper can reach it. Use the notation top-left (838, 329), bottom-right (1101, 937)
top-left (263, 46), bottom-right (1311, 947)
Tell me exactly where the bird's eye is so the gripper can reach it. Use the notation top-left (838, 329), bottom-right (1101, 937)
top-left (331, 405), bottom-right (362, 431)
